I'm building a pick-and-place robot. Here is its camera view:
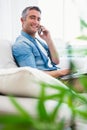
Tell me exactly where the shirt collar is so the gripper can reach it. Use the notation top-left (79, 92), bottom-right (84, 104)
top-left (21, 31), bottom-right (36, 43)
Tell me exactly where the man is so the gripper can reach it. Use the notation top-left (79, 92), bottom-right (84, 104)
top-left (12, 6), bottom-right (69, 78)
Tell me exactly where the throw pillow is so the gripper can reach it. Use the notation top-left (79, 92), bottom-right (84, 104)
top-left (0, 39), bottom-right (17, 68)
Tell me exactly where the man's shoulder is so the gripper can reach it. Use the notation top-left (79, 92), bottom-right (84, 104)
top-left (13, 35), bottom-right (33, 47)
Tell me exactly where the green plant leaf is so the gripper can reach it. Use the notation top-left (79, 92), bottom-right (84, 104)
top-left (49, 102), bottom-right (62, 122)
top-left (77, 35), bottom-right (87, 40)
top-left (37, 85), bottom-right (49, 122)
top-left (57, 119), bottom-right (65, 130)
top-left (79, 75), bottom-right (87, 91)
top-left (37, 99), bottom-right (49, 121)
top-left (9, 96), bottom-right (30, 119)
top-left (80, 19), bottom-right (87, 28)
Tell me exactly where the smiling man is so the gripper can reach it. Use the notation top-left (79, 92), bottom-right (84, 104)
top-left (12, 6), bottom-right (69, 78)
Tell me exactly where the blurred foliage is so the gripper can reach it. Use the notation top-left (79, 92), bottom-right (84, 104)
top-left (78, 18), bottom-right (87, 40)
top-left (80, 18), bottom-right (87, 31)
top-left (77, 35), bottom-right (87, 40)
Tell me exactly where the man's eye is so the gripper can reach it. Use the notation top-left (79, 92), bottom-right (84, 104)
top-left (30, 16), bottom-right (35, 19)
top-left (29, 16), bottom-right (41, 21)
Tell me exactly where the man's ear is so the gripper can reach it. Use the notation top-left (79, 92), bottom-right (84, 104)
top-left (21, 17), bottom-right (23, 22)
top-left (21, 17), bottom-right (25, 24)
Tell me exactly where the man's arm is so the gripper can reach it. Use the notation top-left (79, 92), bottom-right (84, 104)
top-left (45, 36), bottom-right (59, 64)
top-left (38, 26), bottom-right (59, 65)
top-left (43, 69), bottom-right (70, 78)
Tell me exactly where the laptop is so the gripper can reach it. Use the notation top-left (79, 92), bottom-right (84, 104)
top-left (60, 67), bottom-right (87, 80)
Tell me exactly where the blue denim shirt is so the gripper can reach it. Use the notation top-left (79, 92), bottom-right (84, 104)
top-left (12, 31), bottom-right (59, 71)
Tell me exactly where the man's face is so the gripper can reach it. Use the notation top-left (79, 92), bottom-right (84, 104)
top-left (21, 9), bottom-right (41, 35)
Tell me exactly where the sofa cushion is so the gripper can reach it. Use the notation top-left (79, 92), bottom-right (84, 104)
top-left (0, 39), bottom-right (17, 68)
top-left (0, 67), bottom-right (69, 97)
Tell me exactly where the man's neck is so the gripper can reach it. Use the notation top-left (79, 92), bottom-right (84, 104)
top-left (22, 30), bottom-right (36, 38)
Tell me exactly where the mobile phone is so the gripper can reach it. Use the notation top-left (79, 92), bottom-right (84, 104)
top-left (38, 27), bottom-right (42, 35)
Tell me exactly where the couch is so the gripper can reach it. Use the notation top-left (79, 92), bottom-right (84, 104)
top-left (0, 39), bottom-right (87, 129)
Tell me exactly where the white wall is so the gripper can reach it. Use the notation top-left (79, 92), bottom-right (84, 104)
top-left (0, 0), bottom-right (12, 40)
top-left (0, 0), bottom-right (38, 41)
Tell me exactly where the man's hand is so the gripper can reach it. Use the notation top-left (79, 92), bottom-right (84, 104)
top-left (38, 26), bottom-right (51, 42)
top-left (44, 69), bottom-right (70, 78)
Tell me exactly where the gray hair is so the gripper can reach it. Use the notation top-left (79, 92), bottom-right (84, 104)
top-left (21, 6), bottom-right (41, 19)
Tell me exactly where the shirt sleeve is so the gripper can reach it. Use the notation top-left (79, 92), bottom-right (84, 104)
top-left (12, 42), bottom-right (37, 68)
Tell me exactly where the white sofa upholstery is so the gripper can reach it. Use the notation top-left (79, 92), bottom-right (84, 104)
top-left (0, 39), bottom-right (87, 129)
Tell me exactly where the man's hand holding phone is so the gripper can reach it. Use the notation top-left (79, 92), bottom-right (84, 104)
top-left (38, 25), bottom-right (51, 41)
